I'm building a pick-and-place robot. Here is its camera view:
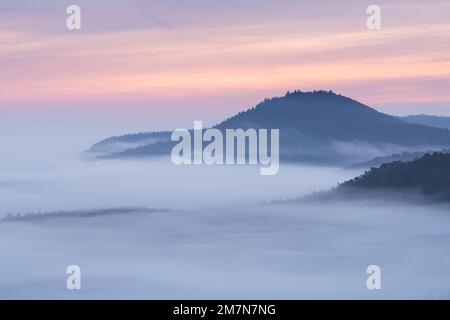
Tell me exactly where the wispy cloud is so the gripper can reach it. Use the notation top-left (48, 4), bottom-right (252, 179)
top-left (1, 0), bottom-right (449, 115)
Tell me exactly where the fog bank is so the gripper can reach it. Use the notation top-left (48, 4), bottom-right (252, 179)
top-left (1, 201), bottom-right (450, 299)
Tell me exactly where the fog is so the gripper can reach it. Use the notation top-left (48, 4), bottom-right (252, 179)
top-left (1, 202), bottom-right (450, 299)
top-left (1, 122), bottom-right (450, 299)
top-left (0, 124), bottom-right (360, 213)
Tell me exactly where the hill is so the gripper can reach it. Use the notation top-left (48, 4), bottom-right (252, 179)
top-left (88, 131), bottom-right (171, 154)
top-left (337, 152), bottom-right (450, 202)
top-left (88, 91), bottom-right (450, 164)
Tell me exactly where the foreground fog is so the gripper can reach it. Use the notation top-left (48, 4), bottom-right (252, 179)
top-left (1, 201), bottom-right (450, 299)
top-left (1, 122), bottom-right (450, 299)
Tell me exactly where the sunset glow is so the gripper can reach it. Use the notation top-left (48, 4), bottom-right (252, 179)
top-left (1, 0), bottom-right (449, 117)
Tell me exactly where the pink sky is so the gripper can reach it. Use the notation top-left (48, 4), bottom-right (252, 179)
top-left (1, 0), bottom-right (450, 121)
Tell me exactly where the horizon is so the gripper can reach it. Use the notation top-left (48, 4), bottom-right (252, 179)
top-left (2, 89), bottom-right (450, 149)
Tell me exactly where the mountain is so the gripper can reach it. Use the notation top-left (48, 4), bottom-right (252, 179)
top-left (399, 114), bottom-right (450, 130)
top-left (336, 152), bottom-right (450, 202)
top-left (88, 91), bottom-right (450, 164)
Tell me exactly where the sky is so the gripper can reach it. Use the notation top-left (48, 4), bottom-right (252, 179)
top-left (1, 0), bottom-right (450, 131)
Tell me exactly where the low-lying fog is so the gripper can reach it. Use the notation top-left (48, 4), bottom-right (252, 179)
top-left (1, 121), bottom-right (450, 299)
top-left (0, 129), bottom-right (360, 214)
top-left (1, 202), bottom-right (450, 299)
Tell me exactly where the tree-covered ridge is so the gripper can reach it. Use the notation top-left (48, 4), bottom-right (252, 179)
top-left (90, 130), bottom-right (171, 148)
top-left (340, 152), bottom-right (450, 199)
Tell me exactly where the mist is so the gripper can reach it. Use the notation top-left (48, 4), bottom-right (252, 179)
top-left (1, 200), bottom-right (450, 299)
top-left (0, 118), bottom-right (360, 214)
top-left (1, 120), bottom-right (450, 299)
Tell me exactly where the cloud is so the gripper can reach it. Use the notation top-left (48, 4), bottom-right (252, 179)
top-left (1, 0), bottom-right (450, 117)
